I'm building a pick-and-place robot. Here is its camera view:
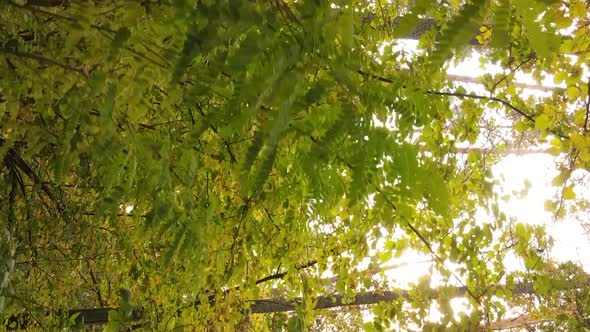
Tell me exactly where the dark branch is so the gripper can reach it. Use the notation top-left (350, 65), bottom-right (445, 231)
top-left (9, 277), bottom-right (586, 328)
top-left (195, 104), bottom-right (237, 163)
top-left (356, 69), bottom-right (569, 138)
top-left (425, 91), bottom-right (534, 122)
top-left (489, 55), bottom-right (535, 94)
top-left (0, 49), bottom-right (88, 78)
top-left (255, 260), bottom-right (318, 285)
top-left (425, 90), bottom-right (569, 139)
top-left (25, 0), bottom-right (67, 6)
top-left (375, 189), bottom-right (481, 304)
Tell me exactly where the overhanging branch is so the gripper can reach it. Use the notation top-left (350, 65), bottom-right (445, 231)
top-left (7, 278), bottom-right (586, 328)
top-left (356, 70), bottom-right (568, 139)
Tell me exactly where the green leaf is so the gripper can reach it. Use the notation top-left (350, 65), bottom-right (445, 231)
top-left (515, 223), bottom-right (531, 242)
top-left (533, 276), bottom-right (552, 295)
top-left (566, 86), bottom-right (580, 99)
top-left (112, 27), bottom-right (131, 49)
top-left (251, 144), bottom-right (278, 196)
top-left (340, 5), bottom-right (354, 49)
top-left (68, 312), bottom-right (81, 325)
top-left (363, 322), bottom-right (375, 332)
top-left (534, 114), bottom-right (551, 130)
top-left (427, 0), bottom-right (487, 69)
top-left (173, 23), bottom-right (205, 81)
top-left (491, 0), bottom-right (511, 48)
top-left (515, 0), bottom-right (560, 59)
top-left (425, 169), bottom-right (450, 217)
top-left (107, 309), bottom-right (121, 324)
top-left (287, 316), bottom-right (305, 332)
top-left (393, 0), bottom-right (437, 38)
top-left (544, 199), bottom-right (557, 212)
top-left (241, 130), bottom-right (264, 190)
top-left (118, 288), bottom-right (132, 318)
top-left (514, 120), bottom-right (528, 132)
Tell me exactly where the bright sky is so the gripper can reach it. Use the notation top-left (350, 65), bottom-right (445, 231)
top-left (384, 39), bottom-right (590, 272)
top-left (447, 50), bottom-right (590, 272)
top-left (361, 40), bottom-right (590, 328)
top-left (497, 154), bottom-right (590, 270)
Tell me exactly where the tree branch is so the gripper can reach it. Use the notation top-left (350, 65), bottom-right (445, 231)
top-left (489, 55), bottom-right (535, 94)
top-left (425, 90), bottom-right (535, 122)
top-left (25, 0), bottom-right (66, 6)
top-left (9, 277), bottom-right (588, 328)
top-left (195, 104), bottom-right (237, 163)
top-left (0, 49), bottom-right (88, 78)
top-left (357, 69), bottom-right (568, 139)
top-left (358, 69), bottom-right (556, 92)
top-left (584, 77), bottom-right (590, 133)
top-left (447, 73), bottom-right (554, 92)
top-left (255, 260), bottom-right (318, 286)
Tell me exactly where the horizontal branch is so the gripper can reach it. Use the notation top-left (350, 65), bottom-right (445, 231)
top-left (487, 314), bottom-right (556, 330)
top-left (357, 69), bottom-right (569, 139)
top-left (8, 277), bottom-right (587, 329)
top-left (446, 74), bottom-right (555, 93)
top-left (454, 147), bottom-right (552, 155)
top-left (25, 0), bottom-right (66, 6)
top-left (0, 49), bottom-right (87, 77)
top-left (424, 90), bottom-right (535, 122)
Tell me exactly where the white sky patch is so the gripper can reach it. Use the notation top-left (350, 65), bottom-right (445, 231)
top-left (359, 38), bottom-right (590, 327)
top-left (494, 154), bottom-right (590, 271)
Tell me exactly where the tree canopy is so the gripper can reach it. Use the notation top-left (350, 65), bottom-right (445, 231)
top-left (1, 0), bottom-right (590, 331)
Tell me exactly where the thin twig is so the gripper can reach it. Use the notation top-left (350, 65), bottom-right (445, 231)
top-left (447, 73), bottom-right (554, 92)
top-left (195, 104), bottom-right (237, 163)
top-left (425, 90), bottom-right (535, 122)
top-left (255, 260), bottom-right (318, 285)
top-left (429, 90), bottom-right (569, 139)
top-left (1, 49), bottom-right (88, 77)
top-left (7, 0), bottom-right (75, 21)
top-left (376, 190), bottom-right (482, 305)
top-left (377, 0), bottom-right (392, 39)
top-left (8, 0), bottom-right (167, 69)
top-left (553, 151), bottom-right (579, 223)
top-left (490, 55), bottom-right (535, 94)
top-left (356, 69), bottom-right (571, 139)
top-left (584, 77), bottom-right (590, 132)
top-left (86, 260), bottom-right (105, 306)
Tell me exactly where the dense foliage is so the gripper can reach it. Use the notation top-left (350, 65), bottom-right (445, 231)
top-left (1, 0), bottom-right (589, 330)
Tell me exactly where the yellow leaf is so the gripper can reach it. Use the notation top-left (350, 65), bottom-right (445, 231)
top-left (535, 114), bottom-right (551, 130)
top-left (549, 137), bottom-right (562, 155)
top-left (570, 132), bottom-right (587, 149)
top-left (552, 173), bottom-right (567, 186)
top-left (575, 108), bottom-right (586, 126)
top-left (544, 200), bottom-right (557, 212)
top-left (580, 150), bottom-right (590, 163)
top-left (554, 71), bottom-right (568, 84)
top-left (572, 0), bottom-right (587, 18)
top-left (566, 86), bottom-right (580, 99)
top-left (563, 186), bottom-right (576, 200)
